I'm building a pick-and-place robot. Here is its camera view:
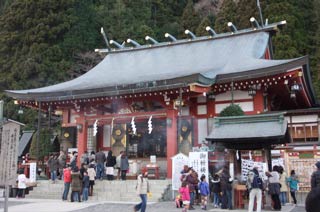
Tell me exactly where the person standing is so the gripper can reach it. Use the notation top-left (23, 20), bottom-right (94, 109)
top-left (71, 166), bottom-right (82, 202)
top-left (220, 165), bottom-right (233, 210)
top-left (185, 169), bottom-right (197, 210)
top-left (80, 151), bottom-right (89, 165)
top-left (134, 169), bottom-right (150, 212)
top-left (82, 171), bottom-right (90, 201)
top-left (120, 151), bottom-right (129, 180)
top-left (311, 161), bottom-right (320, 189)
top-left (70, 151), bottom-right (78, 170)
top-left (179, 181), bottom-right (190, 212)
top-left (106, 151), bottom-right (116, 180)
top-left (16, 169), bottom-right (27, 198)
top-left (62, 165), bottom-right (71, 201)
top-left (95, 149), bottom-right (106, 180)
top-left (116, 151), bottom-right (123, 180)
top-left (87, 164), bottom-right (96, 196)
top-left (199, 174), bottom-right (210, 210)
top-left (48, 154), bottom-right (59, 183)
top-left (211, 174), bottom-right (221, 208)
top-left (287, 170), bottom-right (299, 205)
top-left (246, 167), bottom-right (263, 212)
top-left (266, 166), bottom-right (281, 211)
top-left (278, 166), bottom-right (288, 206)
top-left (58, 151), bottom-right (67, 180)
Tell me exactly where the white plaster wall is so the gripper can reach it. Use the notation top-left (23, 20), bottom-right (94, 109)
top-left (290, 115), bottom-right (318, 123)
top-left (103, 125), bottom-right (111, 147)
top-left (215, 90), bottom-right (251, 102)
top-left (198, 119), bottom-right (208, 144)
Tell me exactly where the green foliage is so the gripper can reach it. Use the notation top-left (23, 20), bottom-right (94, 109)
top-left (0, 0), bottom-right (320, 127)
top-left (180, 0), bottom-right (201, 35)
top-left (214, 0), bottom-right (237, 33)
top-left (219, 104), bottom-right (244, 117)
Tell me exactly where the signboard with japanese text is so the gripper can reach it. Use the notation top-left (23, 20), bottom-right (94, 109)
top-left (0, 121), bottom-right (21, 186)
top-left (241, 159), bottom-right (267, 181)
top-left (189, 152), bottom-right (208, 181)
top-left (29, 162), bottom-right (37, 182)
top-left (171, 153), bottom-right (189, 190)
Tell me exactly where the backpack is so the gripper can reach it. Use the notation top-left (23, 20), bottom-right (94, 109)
top-left (252, 174), bottom-right (263, 190)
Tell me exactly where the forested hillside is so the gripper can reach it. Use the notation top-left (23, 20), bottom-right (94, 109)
top-left (0, 0), bottom-right (319, 124)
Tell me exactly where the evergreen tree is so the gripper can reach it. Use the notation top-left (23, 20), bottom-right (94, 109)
top-left (196, 16), bottom-right (212, 36)
top-left (214, 0), bottom-right (237, 33)
top-left (236, 0), bottom-right (263, 29)
top-left (180, 0), bottom-right (201, 36)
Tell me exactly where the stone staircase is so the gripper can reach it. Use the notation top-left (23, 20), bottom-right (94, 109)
top-left (27, 179), bottom-right (172, 202)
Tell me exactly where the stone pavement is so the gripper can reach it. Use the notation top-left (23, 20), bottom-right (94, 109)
top-left (0, 198), bottom-right (305, 212)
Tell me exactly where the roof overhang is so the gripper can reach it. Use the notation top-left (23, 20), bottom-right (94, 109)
top-left (206, 113), bottom-right (292, 150)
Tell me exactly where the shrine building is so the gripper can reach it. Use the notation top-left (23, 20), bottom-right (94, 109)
top-left (6, 19), bottom-right (319, 179)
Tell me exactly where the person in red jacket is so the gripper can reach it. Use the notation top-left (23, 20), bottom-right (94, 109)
top-left (179, 181), bottom-right (190, 212)
top-left (62, 165), bottom-right (71, 201)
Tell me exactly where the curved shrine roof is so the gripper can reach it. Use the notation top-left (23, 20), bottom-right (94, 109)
top-left (5, 25), bottom-right (312, 102)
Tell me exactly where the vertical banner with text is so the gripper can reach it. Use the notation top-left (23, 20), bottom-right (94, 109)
top-left (189, 152), bottom-right (209, 181)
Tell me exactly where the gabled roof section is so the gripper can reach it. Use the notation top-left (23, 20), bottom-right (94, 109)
top-left (206, 113), bottom-right (291, 150)
top-left (5, 21), bottom-right (310, 102)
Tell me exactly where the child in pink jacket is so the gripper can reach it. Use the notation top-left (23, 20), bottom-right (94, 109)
top-left (179, 181), bottom-right (190, 212)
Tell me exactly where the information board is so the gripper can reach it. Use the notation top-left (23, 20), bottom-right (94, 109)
top-left (0, 121), bottom-right (20, 186)
top-left (171, 153), bottom-right (189, 190)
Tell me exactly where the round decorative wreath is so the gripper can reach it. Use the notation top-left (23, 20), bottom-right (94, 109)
top-left (112, 124), bottom-right (125, 140)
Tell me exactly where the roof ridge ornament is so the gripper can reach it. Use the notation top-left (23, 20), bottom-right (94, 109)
top-left (227, 22), bottom-right (238, 34)
top-left (145, 36), bottom-right (158, 44)
top-left (100, 27), bottom-right (111, 51)
top-left (250, 17), bottom-right (260, 30)
top-left (164, 33), bottom-right (177, 42)
top-left (110, 40), bottom-right (125, 49)
top-left (184, 29), bottom-right (196, 39)
top-left (205, 26), bottom-right (217, 36)
top-left (127, 39), bottom-right (141, 47)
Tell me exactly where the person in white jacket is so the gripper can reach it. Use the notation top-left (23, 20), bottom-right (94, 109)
top-left (134, 169), bottom-right (150, 212)
top-left (17, 169), bottom-right (28, 198)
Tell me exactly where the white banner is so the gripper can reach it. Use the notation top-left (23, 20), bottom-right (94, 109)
top-left (241, 159), bottom-right (267, 181)
top-left (189, 152), bottom-right (209, 181)
top-left (171, 153), bottom-right (189, 190)
top-left (29, 162), bottom-right (37, 182)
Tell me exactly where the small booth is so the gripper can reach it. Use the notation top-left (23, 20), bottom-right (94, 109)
top-left (206, 113), bottom-right (292, 209)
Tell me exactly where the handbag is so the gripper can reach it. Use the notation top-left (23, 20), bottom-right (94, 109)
top-left (106, 167), bottom-right (114, 175)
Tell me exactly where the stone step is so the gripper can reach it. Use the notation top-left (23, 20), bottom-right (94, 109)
top-left (27, 180), bottom-right (171, 202)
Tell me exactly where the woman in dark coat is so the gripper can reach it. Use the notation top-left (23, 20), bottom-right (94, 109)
top-left (211, 174), bottom-right (221, 208)
top-left (106, 151), bottom-right (116, 180)
top-left (71, 166), bottom-right (82, 202)
top-left (220, 165), bottom-right (233, 210)
top-left (120, 152), bottom-right (129, 180)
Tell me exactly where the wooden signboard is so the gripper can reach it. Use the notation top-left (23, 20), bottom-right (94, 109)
top-left (0, 121), bottom-right (21, 186)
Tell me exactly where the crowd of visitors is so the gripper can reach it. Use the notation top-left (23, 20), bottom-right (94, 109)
top-left (45, 149), bottom-right (130, 202)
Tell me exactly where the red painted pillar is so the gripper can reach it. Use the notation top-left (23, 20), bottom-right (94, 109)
top-left (76, 115), bottom-right (88, 167)
top-left (166, 109), bottom-right (178, 178)
top-left (253, 90), bottom-right (264, 114)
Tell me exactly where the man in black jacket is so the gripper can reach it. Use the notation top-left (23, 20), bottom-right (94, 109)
top-left (311, 161), bottom-right (320, 190)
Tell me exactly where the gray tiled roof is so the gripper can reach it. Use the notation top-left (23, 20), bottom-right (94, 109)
top-left (206, 113), bottom-right (291, 148)
top-left (5, 29), bottom-right (308, 101)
